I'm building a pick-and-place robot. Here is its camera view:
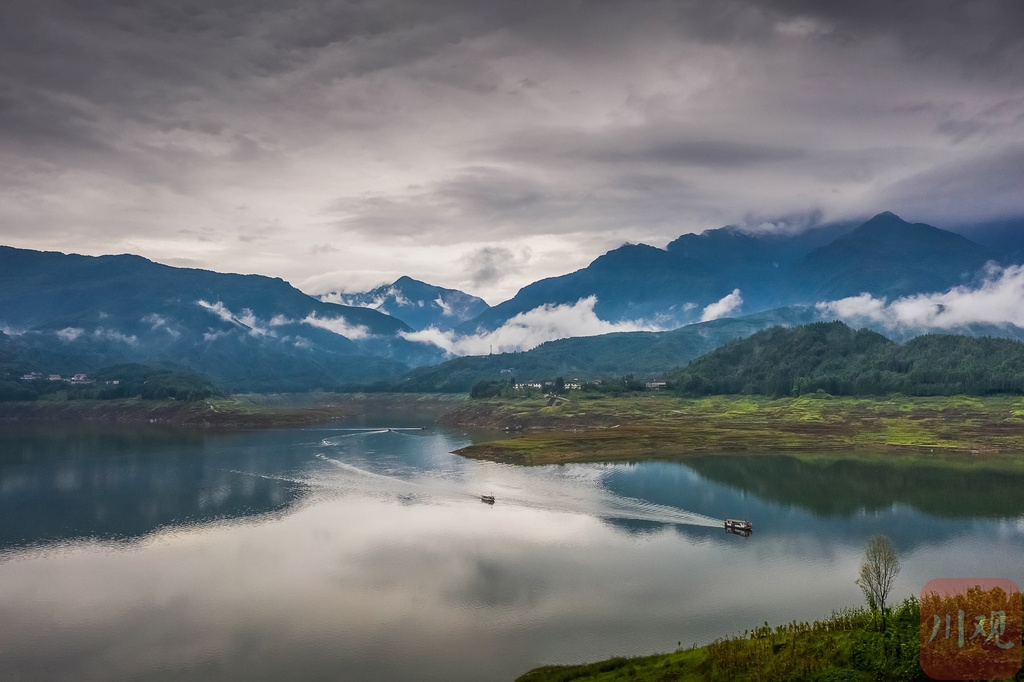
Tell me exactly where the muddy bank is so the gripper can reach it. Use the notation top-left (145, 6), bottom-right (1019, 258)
top-left (0, 393), bottom-right (468, 429)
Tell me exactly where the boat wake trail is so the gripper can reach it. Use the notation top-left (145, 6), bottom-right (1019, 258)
top-left (318, 430), bottom-right (390, 447)
top-left (601, 496), bottom-right (721, 528)
top-left (311, 453), bottom-right (720, 529)
top-left (493, 488), bottom-right (721, 528)
top-left (314, 454), bottom-right (419, 486)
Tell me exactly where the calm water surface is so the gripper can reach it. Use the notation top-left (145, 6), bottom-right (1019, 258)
top-left (1, 419), bottom-right (1023, 681)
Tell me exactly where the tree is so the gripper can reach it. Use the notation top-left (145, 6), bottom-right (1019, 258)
top-left (857, 535), bottom-right (901, 634)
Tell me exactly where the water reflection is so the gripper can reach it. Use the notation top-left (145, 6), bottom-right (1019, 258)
top-left (0, 425), bottom-right (308, 550)
top-left (682, 453), bottom-right (1024, 518)
top-left (0, 424), bottom-right (1022, 682)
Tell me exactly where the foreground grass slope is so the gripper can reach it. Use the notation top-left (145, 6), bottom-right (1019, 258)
top-left (517, 597), bottom-right (1024, 682)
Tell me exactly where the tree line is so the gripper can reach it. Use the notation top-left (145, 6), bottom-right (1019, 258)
top-left (0, 363), bottom-right (221, 402)
top-left (668, 321), bottom-right (1024, 398)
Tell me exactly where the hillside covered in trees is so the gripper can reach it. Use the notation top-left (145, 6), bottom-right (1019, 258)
top-left (0, 362), bottom-right (222, 402)
top-left (668, 322), bottom-right (1024, 397)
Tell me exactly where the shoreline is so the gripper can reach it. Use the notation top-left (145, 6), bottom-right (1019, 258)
top-left (0, 392), bottom-right (468, 429)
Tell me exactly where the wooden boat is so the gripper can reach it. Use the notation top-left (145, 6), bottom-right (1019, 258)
top-left (480, 494), bottom-right (495, 504)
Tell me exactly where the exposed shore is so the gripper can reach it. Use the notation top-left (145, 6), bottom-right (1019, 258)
top-left (445, 393), bottom-right (1024, 466)
top-left (0, 392), bottom-right (468, 429)
top-left (7, 392), bottom-right (1024, 469)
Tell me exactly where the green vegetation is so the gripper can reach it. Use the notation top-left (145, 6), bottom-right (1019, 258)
top-left (447, 393), bottom-right (1024, 465)
top-left (0, 363), bottom-right (222, 402)
top-left (669, 322), bottom-right (1024, 398)
top-left (515, 523), bottom-right (1023, 682)
top-left (516, 598), bottom-right (949, 682)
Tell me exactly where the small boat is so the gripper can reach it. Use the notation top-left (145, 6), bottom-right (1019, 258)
top-left (480, 494), bottom-right (496, 504)
top-left (724, 518), bottom-right (752, 533)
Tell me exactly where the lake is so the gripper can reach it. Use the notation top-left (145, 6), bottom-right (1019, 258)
top-left (1, 418), bottom-right (1023, 681)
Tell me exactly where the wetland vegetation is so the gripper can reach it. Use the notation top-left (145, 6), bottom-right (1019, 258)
top-left (447, 392), bottom-right (1024, 465)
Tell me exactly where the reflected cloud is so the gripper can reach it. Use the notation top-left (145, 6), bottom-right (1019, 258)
top-left (2, 424), bottom-right (1023, 681)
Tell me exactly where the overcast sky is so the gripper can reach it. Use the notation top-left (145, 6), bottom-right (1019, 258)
top-left (1, 0), bottom-right (1022, 303)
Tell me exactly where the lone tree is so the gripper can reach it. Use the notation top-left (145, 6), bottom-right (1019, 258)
top-left (857, 535), bottom-right (901, 633)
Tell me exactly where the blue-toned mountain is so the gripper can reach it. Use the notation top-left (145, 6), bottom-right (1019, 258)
top-left (793, 212), bottom-right (998, 300)
top-left (0, 247), bottom-right (446, 391)
top-left (459, 213), bottom-right (1010, 333)
top-left (326, 276), bottom-right (489, 331)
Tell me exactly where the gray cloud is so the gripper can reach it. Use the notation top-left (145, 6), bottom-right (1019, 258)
top-left (460, 245), bottom-right (530, 288)
top-left (878, 146), bottom-right (1024, 224)
top-left (0, 0), bottom-right (1022, 302)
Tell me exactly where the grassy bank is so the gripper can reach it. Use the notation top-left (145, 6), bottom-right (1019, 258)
top-left (0, 392), bottom-right (468, 428)
top-left (517, 596), bottom-right (1024, 682)
top-left (445, 393), bottom-right (1024, 465)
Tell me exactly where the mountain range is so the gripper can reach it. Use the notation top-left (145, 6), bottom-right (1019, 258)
top-left (0, 247), bottom-right (446, 391)
top-left (2, 211), bottom-right (1022, 392)
top-left (461, 212), bottom-right (1013, 332)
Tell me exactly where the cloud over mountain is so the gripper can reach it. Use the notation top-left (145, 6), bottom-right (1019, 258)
top-left (401, 296), bottom-right (661, 355)
top-left (817, 264), bottom-right (1024, 329)
top-left (701, 290), bottom-right (744, 322)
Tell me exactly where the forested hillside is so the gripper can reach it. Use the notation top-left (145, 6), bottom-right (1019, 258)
top-left (0, 362), bottom-right (221, 402)
top-left (669, 322), bottom-right (1024, 397)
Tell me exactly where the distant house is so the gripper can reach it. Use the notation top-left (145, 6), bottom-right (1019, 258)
top-left (645, 381), bottom-right (667, 390)
top-left (21, 372), bottom-right (42, 381)
top-left (47, 374), bottom-right (62, 381)
top-left (565, 380), bottom-right (581, 390)
top-left (70, 374), bottom-right (92, 384)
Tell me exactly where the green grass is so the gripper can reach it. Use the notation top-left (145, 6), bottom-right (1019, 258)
top-left (515, 597), bottom-right (1024, 682)
top-left (448, 393), bottom-right (1024, 465)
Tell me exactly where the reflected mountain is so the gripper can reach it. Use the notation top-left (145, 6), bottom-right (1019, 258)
top-left (681, 454), bottom-right (1024, 519)
top-left (0, 425), bottom-right (312, 552)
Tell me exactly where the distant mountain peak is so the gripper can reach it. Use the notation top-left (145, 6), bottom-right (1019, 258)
top-left (857, 211), bottom-right (914, 231)
top-left (325, 277), bottom-right (489, 331)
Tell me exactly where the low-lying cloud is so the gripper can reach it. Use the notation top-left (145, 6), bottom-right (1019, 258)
top-left (197, 301), bottom-right (370, 340)
top-left (56, 327), bottom-right (85, 342)
top-left (197, 300), bottom-right (267, 336)
top-left (55, 326), bottom-right (137, 344)
top-left (142, 313), bottom-right (181, 338)
top-left (300, 313), bottom-right (371, 340)
top-left (400, 296), bottom-right (660, 355)
top-left (700, 289), bottom-right (743, 322)
top-left (816, 264), bottom-right (1024, 328)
